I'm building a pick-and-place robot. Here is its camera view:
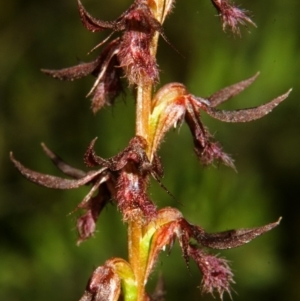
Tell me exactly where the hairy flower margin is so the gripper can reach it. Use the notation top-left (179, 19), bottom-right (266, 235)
top-left (11, 0), bottom-right (292, 299)
top-left (10, 139), bottom-right (282, 297)
top-left (10, 73), bottom-right (291, 239)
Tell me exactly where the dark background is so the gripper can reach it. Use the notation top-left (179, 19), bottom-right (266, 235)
top-left (1, 0), bottom-right (299, 300)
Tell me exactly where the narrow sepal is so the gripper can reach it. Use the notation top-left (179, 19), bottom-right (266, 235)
top-left (193, 217), bottom-right (281, 249)
top-left (208, 72), bottom-right (260, 107)
top-left (10, 152), bottom-right (104, 189)
top-left (84, 137), bottom-right (110, 168)
top-left (41, 143), bottom-right (86, 179)
top-left (77, 0), bottom-right (116, 32)
top-left (204, 89), bottom-right (292, 123)
top-left (41, 59), bottom-right (100, 81)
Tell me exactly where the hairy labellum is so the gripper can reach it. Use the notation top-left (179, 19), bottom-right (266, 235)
top-left (118, 28), bottom-right (159, 85)
top-left (188, 248), bottom-right (234, 298)
top-left (211, 0), bottom-right (256, 35)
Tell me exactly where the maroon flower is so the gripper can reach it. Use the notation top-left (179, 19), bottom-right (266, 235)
top-left (10, 143), bottom-right (115, 244)
top-left (145, 208), bottom-right (281, 298)
top-left (149, 74), bottom-right (291, 169)
top-left (10, 136), bottom-right (164, 240)
top-left (77, 0), bottom-right (165, 85)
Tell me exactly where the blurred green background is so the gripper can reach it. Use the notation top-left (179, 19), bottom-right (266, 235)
top-left (1, 0), bottom-right (299, 300)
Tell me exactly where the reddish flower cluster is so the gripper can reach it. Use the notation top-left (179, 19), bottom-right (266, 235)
top-left (10, 0), bottom-right (292, 299)
top-left (41, 0), bottom-right (258, 114)
top-left (10, 72), bottom-right (291, 246)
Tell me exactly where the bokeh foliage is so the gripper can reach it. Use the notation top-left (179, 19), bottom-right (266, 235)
top-left (1, 0), bottom-right (299, 300)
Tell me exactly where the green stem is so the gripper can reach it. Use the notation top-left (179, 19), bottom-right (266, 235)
top-left (128, 217), bottom-right (145, 301)
top-left (129, 1), bottom-right (166, 300)
top-left (136, 84), bottom-right (152, 140)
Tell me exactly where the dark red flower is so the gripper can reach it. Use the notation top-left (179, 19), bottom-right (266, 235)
top-left (85, 136), bottom-right (163, 221)
top-left (145, 207), bottom-right (281, 298)
top-left (10, 136), bottom-right (164, 237)
top-left (10, 143), bottom-right (115, 244)
top-left (149, 74), bottom-right (291, 169)
top-left (77, 0), bottom-right (165, 85)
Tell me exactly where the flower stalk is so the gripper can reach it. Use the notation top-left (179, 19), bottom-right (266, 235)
top-left (130, 3), bottom-right (167, 299)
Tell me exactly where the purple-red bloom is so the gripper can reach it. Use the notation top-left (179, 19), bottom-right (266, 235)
top-left (10, 136), bottom-right (164, 242)
top-left (148, 74), bottom-right (291, 168)
top-left (145, 207), bottom-right (281, 298)
top-left (10, 143), bottom-right (114, 244)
